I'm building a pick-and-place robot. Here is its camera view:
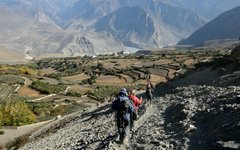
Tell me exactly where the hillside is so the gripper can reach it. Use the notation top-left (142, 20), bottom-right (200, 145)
top-left (162, 0), bottom-right (240, 20)
top-left (0, 46), bottom-right (26, 63)
top-left (95, 6), bottom-right (157, 48)
top-left (1, 0), bottom-right (240, 58)
top-left (16, 51), bottom-right (240, 150)
top-left (178, 6), bottom-right (240, 46)
top-left (0, 0), bottom-right (207, 58)
top-left (19, 79), bottom-right (240, 150)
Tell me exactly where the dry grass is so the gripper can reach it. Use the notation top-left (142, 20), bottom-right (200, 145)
top-left (101, 59), bottom-right (137, 69)
top-left (133, 61), bottom-right (154, 67)
top-left (18, 77), bottom-right (42, 97)
top-left (102, 63), bottom-right (115, 69)
top-left (148, 68), bottom-right (168, 77)
top-left (183, 58), bottom-right (194, 66)
top-left (68, 85), bottom-right (93, 94)
top-left (39, 68), bottom-right (57, 76)
top-left (0, 65), bottom-right (15, 71)
top-left (62, 73), bottom-right (89, 82)
top-left (40, 77), bottom-right (59, 85)
top-left (134, 79), bottom-right (149, 86)
top-left (0, 46), bottom-right (25, 62)
top-left (119, 74), bottom-right (133, 83)
top-left (153, 59), bottom-right (173, 65)
top-left (18, 66), bottom-right (38, 76)
top-left (95, 75), bottom-right (126, 86)
top-left (18, 86), bottom-right (42, 97)
top-left (150, 74), bottom-right (167, 86)
top-left (167, 68), bottom-right (177, 79)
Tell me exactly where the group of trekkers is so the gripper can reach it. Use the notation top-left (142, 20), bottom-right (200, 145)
top-left (111, 80), bottom-right (154, 143)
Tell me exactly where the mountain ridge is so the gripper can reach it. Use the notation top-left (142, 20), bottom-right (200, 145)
top-left (178, 6), bottom-right (240, 46)
top-left (0, 0), bottom-right (240, 59)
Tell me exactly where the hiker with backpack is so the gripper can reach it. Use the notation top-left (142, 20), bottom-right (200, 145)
top-left (111, 88), bottom-right (135, 143)
top-left (128, 89), bottom-right (142, 128)
top-left (146, 80), bottom-right (154, 105)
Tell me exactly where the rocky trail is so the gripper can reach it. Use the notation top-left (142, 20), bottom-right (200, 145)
top-left (19, 54), bottom-right (240, 150)
top-left (19, 83), bottom-right (240, 150)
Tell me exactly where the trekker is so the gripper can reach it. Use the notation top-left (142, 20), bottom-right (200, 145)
top-left (128, 89), bottom-right (142, 128)
top-left (111, 88), bottom-right (135, 143)
top-left (146, 80), bottom-right (154, 105)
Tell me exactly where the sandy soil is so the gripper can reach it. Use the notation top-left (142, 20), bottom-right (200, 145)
top-left (0, 46), bottom-right (26, 63)
top-left (95, 75), bottom-right (126, 86)
top-left (18, 77), bottom-right (42, 97)
top-left (61, 73), bottom-right (89, 82)
top-left (68, 85), bottom-right (93, 94)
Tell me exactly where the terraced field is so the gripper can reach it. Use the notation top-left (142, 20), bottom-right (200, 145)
top-left (95, 75), bottom-right (125, 86)
top-left (0, 83), bottom-right (17, 99)
top-left (61, 73), bottom-right (89, 83)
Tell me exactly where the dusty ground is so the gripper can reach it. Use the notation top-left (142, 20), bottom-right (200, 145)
top-left (61, 73), bottom-right (89, 83)
top-left (95, 75), bottom-right (126, 86)
top-left (0, 121), bottom-right (52, 146)
top-left (18, 83), bottom-right (240, 150)
top-left (18, 77), bottom-right (42, 97)
top-left (4, 55), bottom-right (240, 150)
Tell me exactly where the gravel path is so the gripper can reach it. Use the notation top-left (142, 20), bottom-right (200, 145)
top-left (19, 85), bottom-right (240, 150)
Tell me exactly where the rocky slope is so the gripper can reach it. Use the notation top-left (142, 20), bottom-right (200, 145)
top-left (178, 6), bottom-right (240, 46)
top-left (1, 0), bottom-right (240, 58)
top-left (94, 6), bottom-right (158, 48)
top-left (19, 85), bottom-right (240, 150)
top-left (19, 55), bottom-right (240, 150)
top-left (162, 0), bottom-right (240, 20)
top-left (0, 0), bottom-right (206, 58)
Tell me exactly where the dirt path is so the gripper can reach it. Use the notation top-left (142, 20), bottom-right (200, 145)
top-left (0, 120), bottom-right (52, 147)
top-left (108, 102), bottom-right (160, 150)
top-left (20, 85), bottom-right (240, 150)
top-left (20, 100), bottom-right (161, 150)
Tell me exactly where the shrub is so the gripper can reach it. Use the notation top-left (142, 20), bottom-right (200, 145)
top-left (66, 91), bottom-right (82, 97)
top-left (27, 102), bottom-right (53, 116)
top-left (50, 105), bottom-right (69, 116)
top-left (30, 80), bottom-right (67, 94)
top-left (48, 73), bottom-right (61, 80)
top-left (18, 66), bottom-right (37, 76)
top-left (87, 86), bottom-right (121, 102)
top-left (81, 78), bottom-right (96, 85)
top-left (1, 101), bottom-right (36, 126)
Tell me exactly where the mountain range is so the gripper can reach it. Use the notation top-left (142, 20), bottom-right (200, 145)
top-left (0, 0), bottom-right (240, 60)
top-left (179, 6), bottom-right (240, 46)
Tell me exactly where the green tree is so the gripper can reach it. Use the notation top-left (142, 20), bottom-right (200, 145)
top-left (2, 101), bottom-right (36, 126)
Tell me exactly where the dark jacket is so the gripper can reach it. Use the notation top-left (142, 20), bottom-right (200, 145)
top-left (112, 89), bottom-right (134, 122)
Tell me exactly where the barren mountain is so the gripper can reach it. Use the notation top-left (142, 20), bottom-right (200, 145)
top-left (0, 0), bottom-right (207, 58)
top-left (178, 6), bottom-right (240, 46)
top-left (95, 6), bottom-right (159, 48)
top-left (161, 0), bottom-right (240, 20)
top-left (0, 7), bottom-right (34, 41)
top-left (0, 46), bottom-right (26, 63)
top-left (0, 0), bottom-right (240, 59)
top-left (0, 6), bottom-right (125, 59)
top-left (28, 31), bottom-right (125, 58)
top-left (94, 3), bottom-right (206, 48)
